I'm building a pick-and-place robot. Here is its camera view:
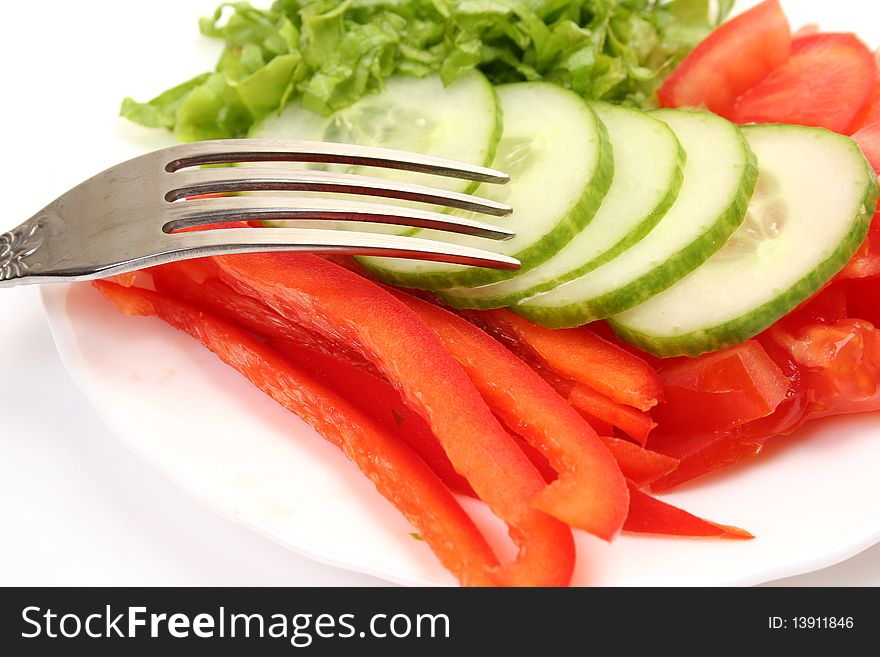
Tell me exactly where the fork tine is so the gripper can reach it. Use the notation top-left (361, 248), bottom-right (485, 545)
top-left (163, 196), bottom-right (516, 240)
top-left (164, 167), bottom-right (512, 216)
top-left (163, 227), bottom-right (521, 270)
top-left (162, 138), bottom-right (510, 184)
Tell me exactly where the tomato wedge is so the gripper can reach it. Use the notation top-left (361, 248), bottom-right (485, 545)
top-left (391, 291), bottom-right (628, 541)
top-left (732, 32), bottom-right (878, 133)
top-left (649, 340), bottom-right (791, 445)
top-left (657, 0), bottom-right (791, 116)
top-left (852, 120), bottom-right (880, 174)
top-left (92, 281), bottom-right (501, 586)
top-left (214, 253), bottom-right (574, 586)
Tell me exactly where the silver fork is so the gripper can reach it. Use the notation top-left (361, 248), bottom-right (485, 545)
top-left (0, 139), bottom-right (518, 287)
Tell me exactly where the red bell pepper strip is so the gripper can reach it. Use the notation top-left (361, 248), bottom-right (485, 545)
top-left (599, 437), bottom-right (679, 488)
top-left (213, 253), bottom-right (575, 586)
top-left (151, 261), bottom-right (378, 375)
top-left (151, 261), bottom-right (476, 496)
top-left (92, 280), bottom-right (502, 586)
top-left (268, 338), bottom-right (476, 498)
top-left (623, 481), bottom-right (752, 539)
top-left (567, 384), bottom-right (656, 446)
top-left (391, 291), bottom-right (629, 540)
top-left (657, 0), bottom-right (791, 117)
top-left (467, 309), bottom-right (663, 411)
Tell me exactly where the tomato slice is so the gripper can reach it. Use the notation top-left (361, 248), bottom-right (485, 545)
top-left (649, 340), bottom-right (790, 448)
top-left (732, 33), bottom-right (878, 133)
top-left (852, 120), bottom-right (880, 174)
top-left (835, 218), bottom-right (880, 281)
top-left (657, 0), bottom-right (791, 116)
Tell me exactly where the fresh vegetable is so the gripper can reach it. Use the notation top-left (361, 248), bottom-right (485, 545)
top-left (468, 308), bottom-right (663, 411)
top-left (568, 383), bottom-right (656, 445)
top-left (212, 252), bottom-right (575, 586)
top-left (249, 70), bottom-right (502, 215)
top-left (358, 82), bottom-right (613, 288)
top-left (650, 340), bottom-right (791, 438)
top-left (517, 108), bottom-right (757, 327)
top-left (657, 0), bottom-right (791, 117)
top-left (623, 481), bottom-right (752, 539)
top-left (121, 0), bottom-right (732, 141)
top-left (92, 280), bottom-right (502, 586)
top-left (852, 119), bottom-right (880, 174)
top-left (599, 437), bottom-right (679, 488)
top-left (390, 290), bottom-right (629, 540)
top-left (732, 33), bottom-right (879, 134)
top-left (439, 101), bottom-right (685, 309)
top-left (611, 124), bottom-right (879, 357)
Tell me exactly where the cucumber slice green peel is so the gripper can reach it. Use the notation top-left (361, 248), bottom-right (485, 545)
top-left (357, 82), bottom-right (615, 289)
top-left (248, 71), bottom-right (502, 235)
top-left (437, 102), bottom-right (686, 310)
top-left (610, 124), bottom-right (880, 358)
top-left (517, 109), bottom-right (759, 328)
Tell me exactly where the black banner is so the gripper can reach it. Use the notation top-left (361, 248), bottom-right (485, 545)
top-left (0, 587), bottom-right (872, 654)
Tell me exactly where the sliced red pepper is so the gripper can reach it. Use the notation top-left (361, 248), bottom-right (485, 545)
top-left (650, 340), bottom-right (790, 444)
top-left (467, 309), bottom-right (663, 411)
top-left (92, 280), bottom-right (501, 586)
top-left (732, 32), bottom-right (878, 133)
top-left (657, 0), bottom-right (791, 116)
top-left (567, 384), bottom-right (656, 446)
top-left (599, 437), bottom-right (679, 488)
top-left (213, 253), bottom-right (575, 586)
top-left (151, 261), bottom-right (378, 374)
top-left (268, 338), bottom-right (475, 498)
top-left (391, 291), bottom-right (628, 541)
top-left (623, 481), bottom-right (752, 539)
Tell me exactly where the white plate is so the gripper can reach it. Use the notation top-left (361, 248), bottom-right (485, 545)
top-left (42, 278), bottom-right (880, 588)
top-left (28, 0), bottom-right (880, 585)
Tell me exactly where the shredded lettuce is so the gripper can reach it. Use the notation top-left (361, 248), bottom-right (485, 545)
top-left (121, 0), bottom-right (733, 141)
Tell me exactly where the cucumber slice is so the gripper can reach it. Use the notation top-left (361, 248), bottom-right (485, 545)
top-left (248, 71), bottom-right (501, 233)
top-left (358, 82), bottom-right (614, 288)
top-left (611, 125), bottom-right (879, 357)
top-left (438, 102), bottom-right (685, 309)
top-left (517, 109), bottom-right (758, 327)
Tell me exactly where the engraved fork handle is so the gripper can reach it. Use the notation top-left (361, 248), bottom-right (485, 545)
top-left (0, 216), bottom-right (47, 287)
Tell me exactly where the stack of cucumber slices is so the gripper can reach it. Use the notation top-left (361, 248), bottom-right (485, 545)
top-left (250, 71), bottom-right (879, 357)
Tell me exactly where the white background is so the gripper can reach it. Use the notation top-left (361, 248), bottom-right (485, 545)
top-left (1, 0), bottom-right (879, 587)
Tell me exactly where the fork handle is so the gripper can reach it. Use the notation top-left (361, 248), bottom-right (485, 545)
top-left (0, 216), bottom-right (47, 287)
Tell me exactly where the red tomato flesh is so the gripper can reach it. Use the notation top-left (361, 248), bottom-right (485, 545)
top-left (732, 33), bottom-right (878, 133)
top-left (650, 341), bottom-right (790, 446)
top-left (657, 0), bottom-right (791, 116)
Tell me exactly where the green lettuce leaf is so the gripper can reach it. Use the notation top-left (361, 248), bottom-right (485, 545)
top-left (121, 0), bottom-right (734, 140)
